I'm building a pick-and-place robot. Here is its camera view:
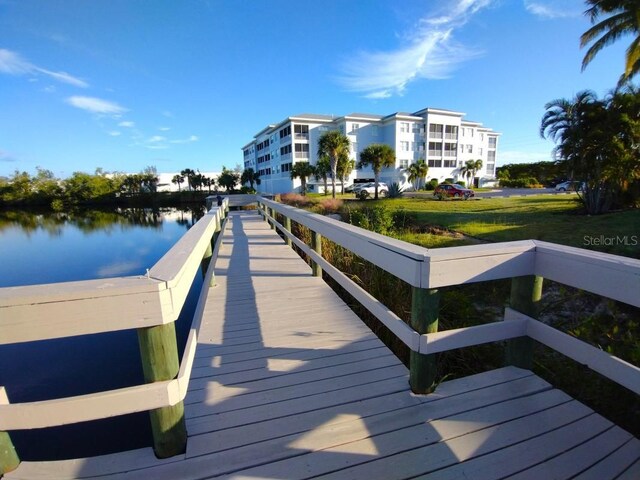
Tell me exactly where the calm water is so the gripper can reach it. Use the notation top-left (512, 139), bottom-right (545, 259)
top-left (0, 206), bottom-right (206, 460)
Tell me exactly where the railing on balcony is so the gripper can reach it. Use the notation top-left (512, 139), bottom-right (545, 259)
top-left (0, 199), bottom-right (230, 468)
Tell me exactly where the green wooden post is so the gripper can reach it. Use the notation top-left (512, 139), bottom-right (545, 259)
top-left (311, 230), bottom-right (322, 277)
top-left (284, 215), bottom-right (292, 247)
top-left (409, 287), bottom-right (440, 394)
top-left (0, 432), bottom-right (19, 475)
top-left (506, 275), bottom-right (543, 369)
top-left (0, 388), bottom-right (19, 474)
top-left (137, 323), bottom-right (187, 458)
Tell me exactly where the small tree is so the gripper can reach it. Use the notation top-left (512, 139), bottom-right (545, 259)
top-left (317, 130), bottom-right (350, 199)
top-left (314, 156), bottom-right (331, 195)
top-left (290, 162), bottom-right (315, 195)
top-left (171, 174), bottom-right (184, 192)
top-left (217, 166), bottom-right (240, 193)
top-left (336, 153), bottom-right (355, 194)
top-left (241, 168), bottom-right (261, 190)
top-left (180, 168), bottom-right (196, 191)
top-left (358, 144), bottom-right (396, 199)
top-left (404, 159), bottom-right (428, 190)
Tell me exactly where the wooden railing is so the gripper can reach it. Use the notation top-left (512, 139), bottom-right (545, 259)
top-left (0, 199), bottom-right (229, 472)
top-left (257, 197), bottom-right (640, 395)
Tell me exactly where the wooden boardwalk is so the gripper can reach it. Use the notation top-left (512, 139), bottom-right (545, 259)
top-left (8, 210), bottom-right (639, 479)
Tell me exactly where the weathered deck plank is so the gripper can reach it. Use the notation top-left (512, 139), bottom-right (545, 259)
top-left (6, 210), bottom-right (639, 480)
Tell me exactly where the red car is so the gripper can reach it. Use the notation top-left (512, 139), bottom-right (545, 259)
top-left (434, 183), bottom-right (474, 200)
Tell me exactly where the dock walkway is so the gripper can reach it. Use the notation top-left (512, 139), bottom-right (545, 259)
top-left (8, 210), bottom-right (639, 479)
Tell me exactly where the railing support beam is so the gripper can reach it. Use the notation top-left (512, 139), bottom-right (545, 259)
top-left (410, 287), bottom-right (440, 394)
top-left (137, 323), bottom-right (187, 458)
top-left (506, 275), bottom-right (543, 369)
top-left (284, 216), bottom-right (292, 247)
top-left (311, 231), bottom-right (322, 277)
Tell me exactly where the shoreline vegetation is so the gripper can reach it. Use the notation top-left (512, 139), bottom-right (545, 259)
top-left (274, 193), bottom-right (639, 436)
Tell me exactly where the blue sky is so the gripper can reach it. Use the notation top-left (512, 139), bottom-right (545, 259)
top-left (0, 0), bottom-right (631, 178)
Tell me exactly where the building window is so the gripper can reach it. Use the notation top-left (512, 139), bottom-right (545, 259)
top-left (466, 144), bottom-right (473, 154)
top-left (445, 125), bottom-right (458, 140)
top-left (428, 159), bottom-right (442, 168)
top-left (294, 143), bottom-right (309, 158)
top-left (400, 141), bottom-right (410, 152)
top-left (489, 137), bottom-right (497, 148)
top-left (488, 151), bottom-right (496, 162)
top-left (399, 159), bottom-right (409, 169)
top-left (480, 133), bottom-right (484, 141)
top-left (479, 148), bottom-right (483, 156)
top-left (443, 159), bottom-right (456, 168)
top-left (486, 163), bottom-right (495, 175)
top-left (412, 123), bottom-right (420, 133)
top-left (280, 144), bottom-right (292, 155)
top-left (372, 125), bottom-right (379, 137)
top-left (429, 124), bottom-right (443, 139)
top-left (400, 122), bottom-right (410, 133)
top-left (294, 124), bottom-right (309, 139)
top-left (428, 141), bottom-right (442, 156)
top-left (351, 123), bottom-right (359, 132)
top-left (279, 125), bottom-right (291, 139)
top-left (352, 142), bottom-right (358, 155)
top-left (444, 143), bottom-right (457, 157)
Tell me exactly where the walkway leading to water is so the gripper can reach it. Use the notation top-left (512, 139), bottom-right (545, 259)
top-left (8, 210), bottom-right (639, 479)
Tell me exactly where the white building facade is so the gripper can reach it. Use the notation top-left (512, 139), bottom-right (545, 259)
top-left (242, 108), bottom-right (499, 194)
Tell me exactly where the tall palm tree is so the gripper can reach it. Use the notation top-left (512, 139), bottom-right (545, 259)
top-left (290, 162), bottom-right (315, 196)
top-left (358, 144), bottom-right (396, 199)
top-left (180, 168), bottom-right (196, 191)
top-left (581, 0), bottom-right (640, 86)
top-left (314, 156), bottom-right (331, 195)
top-left (317, 130), bottom-right (350, 199)
top-left (336, 153), bottom-right (355, 194)
top-left (460, 160), bottom-right (475, 187)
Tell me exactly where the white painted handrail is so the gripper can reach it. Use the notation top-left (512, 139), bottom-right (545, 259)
top-left (0, 202), bottom-right (229, 430)
top-left (0, 199), bottom-right (229, 344)
top-left (259, 197), bottom-right (640, 394)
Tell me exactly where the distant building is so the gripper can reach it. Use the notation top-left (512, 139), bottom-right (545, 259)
top-left (242, 108), bottom-right (500, 194)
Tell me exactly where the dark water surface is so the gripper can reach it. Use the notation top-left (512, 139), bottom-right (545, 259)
top-left (0, 207), bottom-right (206, 460)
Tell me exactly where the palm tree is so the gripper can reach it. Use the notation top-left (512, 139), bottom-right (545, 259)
top-left (581, 0), bottom-right (640, 86)
top-left (471, 159), bottom-right (483, 187)
top-left (241, 168), bottom-right (261, 190)
top-left (203, 176), bottom-right (215, 194)
top-left (290, 162), bottom-right (315, 195)
top-left (460, 160), bottom-right (475, 187)
top-left (336, 153), bottom-right (355, 194)
top-left (404, 159), bottom-right (428, 190)
top-left (171, 174), bottom-right (184, 192)
top-left (180, 168), bottom-right (196, 191)
top-left (317, 130), bottom-right (350, 199)
top-left (314, 156), bottom-right (331, 195)
top-left (358, 144), bottom-right (396, 199)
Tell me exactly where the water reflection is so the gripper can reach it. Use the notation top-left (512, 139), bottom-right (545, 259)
top-left (0, 205), bottom-right (207, 460)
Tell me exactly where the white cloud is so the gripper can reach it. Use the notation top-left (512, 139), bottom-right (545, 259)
top-left (0, 48), bottom-right (88, 88)
top-left (148, 135), bottom-right (166, 143)
top-left (170, 135), bottom-right (199, 144)
top-left (66, 96), bottom-right (128, 115)
top-left (0, 150), bottom-right (17, 163)
top-left (338, 0), bottom-right (492, 98)
top-left (158, 126), bottom-right (171, 131)
top-left (523, 1), bottom-right (582, 19)
top-left (118, 121), bottom-right (135, 127)
top-left (108, 131), bottom-right (121, 136)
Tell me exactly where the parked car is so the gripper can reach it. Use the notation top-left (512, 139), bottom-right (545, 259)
top-left (434, 183), bottom-right (474, 200)
top-left (555, 181), bottom-right (584, 192)
top-left (353, 182), bottom-right (389, 198)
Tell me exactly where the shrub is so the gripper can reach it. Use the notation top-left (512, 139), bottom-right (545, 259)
top-left (500, 177), bottom-right (543, 188)
top-left (444, 178), bottom-right (454, 184)
top-left (279, 193), bottom-right (314, 208)
top-left (346, 205), bottom-right (394, 236)
top-left (239, 186), bottom-right (256, 194)
top-left (315, 198), bottom-right (343, 214)
top-left (455, 181), bottom-right (466, 187)
top-left (386, 182), bottom-right (405, 198)
top-left (425, 179), bottom-right (439, 191)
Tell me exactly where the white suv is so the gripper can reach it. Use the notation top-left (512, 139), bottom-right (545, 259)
top-left (353, 182), bottom-right (388, 198)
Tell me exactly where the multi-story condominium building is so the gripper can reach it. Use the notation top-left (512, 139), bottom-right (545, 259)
top-left (242, 107), bottom-right (499, 194)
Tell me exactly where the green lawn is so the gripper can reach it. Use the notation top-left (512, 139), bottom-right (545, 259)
top-left (367, 195), bottom-right (640, 258)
